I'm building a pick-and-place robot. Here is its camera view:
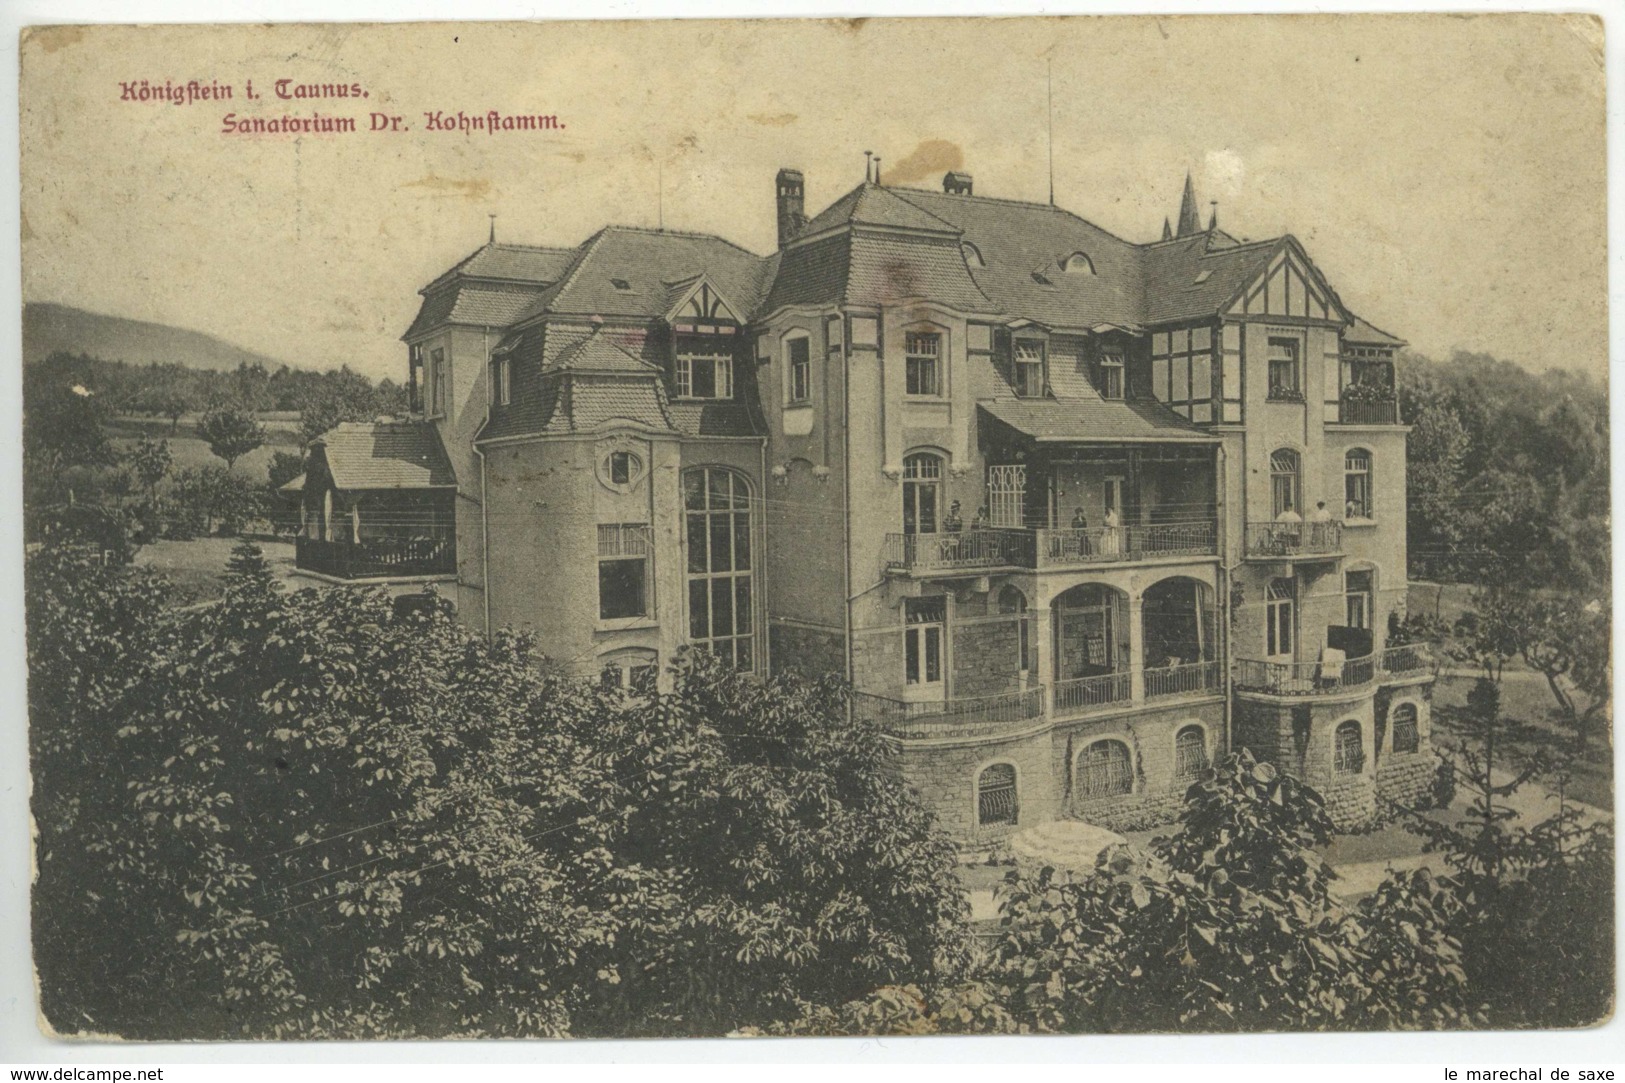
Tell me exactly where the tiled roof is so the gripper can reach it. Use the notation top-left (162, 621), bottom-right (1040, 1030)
top-left (667, 401), bottom-right (763, 438)
top-left (312, 421), bottom-right (457, 490)
top-left (1344, 314), bottom-right (1407, 347)
top-left (761, 232), bottom-right (850, 313)
top-left (552, 332), bottom-right (662, 374)
top-left (513, 227), bottom-right (776, 323)
top-left (885, 187), bottom-right (1146, 330)
top-left (430, 242), bottom-right (578, 287)
top-left (845, 233), bottom-right (998, 313)
top-left (407, 243), bottom-right (578, 338)
top-left (980, 398), bottom-right (1217, 444)
top-left (564, 376), bottom-right (676, 433)
top-left (1138, 235), bottom-right (1280, 326)
top-left (796, 183), bottom-right (960, 238)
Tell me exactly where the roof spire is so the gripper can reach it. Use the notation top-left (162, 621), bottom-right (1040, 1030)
top-left (1161, 216), bottom-right (1173, 241)
top-left (1208, 201), bottom-right (1218, 232)
top-left (1177, 171), bottom-right (1201, 237)
top-left (488, 213), bottom-right (497, 244)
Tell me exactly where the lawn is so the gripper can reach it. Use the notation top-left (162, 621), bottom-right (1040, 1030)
top-left (107, 414), bottom-right (303, 486)
top-left (132, 536), bottom-right (299, 605)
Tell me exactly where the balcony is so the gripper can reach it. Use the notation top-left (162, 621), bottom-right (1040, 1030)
top-left (295, 535), bottom-right (456, 580)
top-left (853, 682), bottom-right (1046, 738)
top-left (1052, 671), bottom-right (1132, 716)
top-left (1337, 395), bottom-right (1400, 425)
top-left (1233, 644), bottom-right (1435, 697)
top-left (883, 521), bottom-right (1218, 576)
top-left (1243, 520), bottom-right (1343, 561)
top-left (1145, 659), bottom-right (1222, 700)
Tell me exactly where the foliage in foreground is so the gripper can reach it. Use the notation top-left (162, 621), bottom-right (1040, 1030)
top-left (28, 544), bottom-right (966, 1039)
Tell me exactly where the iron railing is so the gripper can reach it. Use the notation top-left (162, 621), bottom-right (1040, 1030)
top-left (853, 682), bottom-right (1046, 735)
top-left (296, 535), bottom-right (456, 579)
top-left (1145, 660), bottom-right (1221, 700)
top-left (882, 528), bottom-right (1034, 573)
top-left (1337, 397), bottom-right (1400, 425)
top-left (1035, 521), bottom-right (1216, 568)
top-left (1243, 520), bottom-right (1343, 559)
top-left (1052, 671), bottom-right (1133, 716)
top-left (1234, 644), bottom-right (1434, 696)
top-left (1379, 643), bottom-right (1435, 679)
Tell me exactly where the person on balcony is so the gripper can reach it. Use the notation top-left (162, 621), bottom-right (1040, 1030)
top-left (1070, 507), bottom-right (1091, 558)
top-left (1310, 500), bottom-right (1334, 549)
top-left (940, 500), bottom-right (964, 562)
top-left (1273, 503), bottom-right (1303, 552)
top-left (1101, 507), bottom-right (1121, 557)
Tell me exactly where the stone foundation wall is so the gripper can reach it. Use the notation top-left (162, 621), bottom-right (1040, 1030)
top-left (1056, 699), bottom-right (1226, 833)
top-left (894, 730), bottom-right (1057, 845)
top-left (1317, 773), bottom-right (1379, 829)
top-left (1376, 751), bottom-right (1437, 809)
top-left (952, 618), bottom-right (1023, 699)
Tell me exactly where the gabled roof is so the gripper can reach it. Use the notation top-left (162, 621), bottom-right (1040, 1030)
top-left (1139, 234), bottom-right (1280, 326)
top-left (795, 183), bottom-right (960, 239)
top-left (425, 242), bottom-right (577, 289)
top-left (311, 421), bottom-right (457, 490)
top-left (406, 242), bottom-right (577, 339)
top-left (551, 331), bottom-right (662, 374)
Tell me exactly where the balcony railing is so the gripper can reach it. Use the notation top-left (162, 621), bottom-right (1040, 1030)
top-left (882, 528), bottom-right (1034, 573)
top-left (885, 521), bottom-right (1217, 575)
top-left (1243, 520), bottom-right (1343, 559)
top-left (1338, 395), bottom-right (1399, 425)
top-left (1234, 644), bottom-right (1434, 696)
top-left (853, 683), bottom-right (1046, 736)
top-left (1036, 521), bottom-right (1217, 568)
top-left (296, 535), bottom-right (456, 579)
top-left (1052, 671), bottom-right (1132, 716)
top-left (1145, 660), bottom-right (1222, 700)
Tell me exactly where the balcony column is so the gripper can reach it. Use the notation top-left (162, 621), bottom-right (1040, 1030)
top-left (1128, 589), bottom-right (1145, 702)
top-left (1032, 600), bottom-right (1054, 701)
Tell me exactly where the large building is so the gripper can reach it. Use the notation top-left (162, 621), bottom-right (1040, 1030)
top-left (291, 162), bottom-right (1437, 842)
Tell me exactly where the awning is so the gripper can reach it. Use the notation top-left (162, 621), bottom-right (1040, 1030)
top-left (979, 398), bottom-right (1219, 445)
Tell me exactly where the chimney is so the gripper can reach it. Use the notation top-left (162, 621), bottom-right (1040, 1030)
top-left (943, 171), bottom-right (973, 196)
top-left (776, 168), bottom-right (806, 248)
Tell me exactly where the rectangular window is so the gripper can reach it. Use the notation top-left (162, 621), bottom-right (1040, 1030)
top-left (1099, 352), bottom-right (1124, 400)
top-left (677, 352), bottom-right (733, 400)
top-left (1268, 338), bottom-right (1301, 400)
top-left (597, 524), bottom-right (651, 620)
top-left (1266, 579), bottom-right (1295, 659)
top-left (1014, 340), bottom-right (1045, 398)
top-left (493, 357), bottom-right (510, 406)
top-left (1345, 570), bottom-right (1374, 630)
top-left (1152, 358), bottom-right (1170, 402)
top-left (787, 336), bottom-right (811, 403)
top-left (905, 332), bottom-right (943, 397)
top-left (430, 348), bottom-right (447, 416)
top-left (904, 596), bottom-right (946, 687)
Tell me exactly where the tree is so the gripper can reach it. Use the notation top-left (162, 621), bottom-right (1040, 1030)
top-left (27, 552), bottom-right (971, 1039)
top-left (172, 465), bottom-right (265, 535)
top-left (128, 439), bottom-right (173, 500)
top-left (1401, 679), bottom-right (1613, 1028)
top-left (197, 408), bottom-right (266, 471)
top-left (266, 451), bottom-right (306, 491)
top-left (296, 367), bottom-right (381, 445)
top-left (985, 751), bottom-right (1475, 1033)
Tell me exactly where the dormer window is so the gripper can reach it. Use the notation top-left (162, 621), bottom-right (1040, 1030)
top-left (1062, 252), bottom-right (1095, 274)
top-left (1098, 351), bottom-right (1125, 400)
top-left (677, 349), bottom-right (733, 400)
top-left (1031, 270), bottom-right (1055, 288)
top-left (962, 241), bottom-right (985, 268)
top-left (1192, 269), bottom-right (1213, 285)
top-left (1014, 340), bottom-right (1045, 398)
top-left (611, 278), bottom-right (632, 291)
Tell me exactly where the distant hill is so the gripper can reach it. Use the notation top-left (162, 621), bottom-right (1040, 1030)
top-left (22, 302), bottom-right (298, 372)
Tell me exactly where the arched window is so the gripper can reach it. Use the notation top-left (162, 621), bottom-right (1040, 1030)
top-left (1174, 725), bottom-right (1209, 781)
top-left (1270, 448), bottom-right (1301, 518)
top-left (1391, 703), bottom-right (1419, 754)
top-left (977, 763), bottom-right (1018, 826)
top-left (1266, 577), bottom-right (1295, 659)
top-left (902, 452), bottom-right (943, 535)
top-left (961, 241), bottom-right (985, 269)
top-left (1078, 739), bottom-right (1134, 799)
top-left (999, 586), bottom-right (1030, 675)
top-left (1334, 721), bottom-right (1364, 774)
top-left (1062, 251), bottom-right (1095, 274)
top-left (684, 467), bottom-right (754, 672)
top-left (1345, 448), bottom-right (1373, 520)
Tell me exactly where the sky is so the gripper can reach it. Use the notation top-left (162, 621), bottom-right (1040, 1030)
top-left (19, 14), bottom-right (1608, 383)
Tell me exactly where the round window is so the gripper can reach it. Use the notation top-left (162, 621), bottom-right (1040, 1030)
top-left (599, 449), bottom-right (645, 490)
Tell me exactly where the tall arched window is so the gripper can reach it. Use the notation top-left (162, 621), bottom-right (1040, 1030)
top-left (1334, 721), bottom-right (1364, 774)
top-left (902, 452), bottom-right (943, 535)
top-left (999, 586), bottom-right (1030, 676)
top-left (1174, 725), bottom-right (1209, 781)
top-left (685, 467), bottom-right (754, 672)
top-left (1345, 448), bottom-right (1373, 520)
top-left (1078, 739), bottom-right (1134, 799)
top-left (1391, 703), bottom-right (1419, 754)
top-left (1270, 448), bottom-right (1301, 518)
top-left (977, 763), bottom-right (1018, 826)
